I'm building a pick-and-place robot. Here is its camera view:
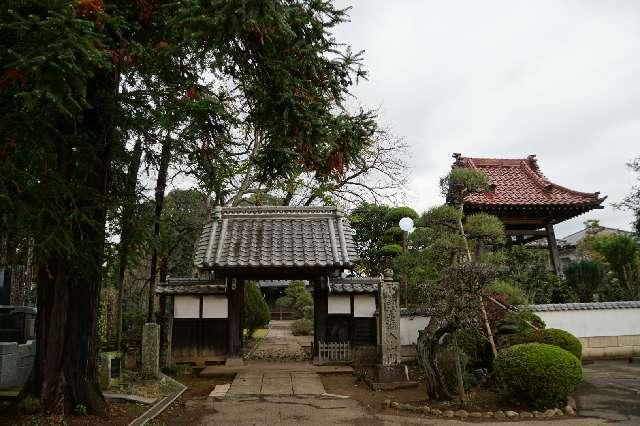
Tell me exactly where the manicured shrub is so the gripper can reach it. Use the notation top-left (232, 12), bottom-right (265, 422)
top-left (494, 343), bottom-right (583, 408)
top-left (487, 279), bottom-right (529, 305)
top-left (291, 318), bottom-right (313, 336)
top-left (244, 281), bottom-right (270, 337)
top-left (508, 328), bottom-right (582, 359)
top-left (302, 305), bottom-right (314, 320)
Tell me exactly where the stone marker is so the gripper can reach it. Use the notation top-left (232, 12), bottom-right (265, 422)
top-left (379, 269), bottom-right (400, 367)
top-left (99, 351), bottom-right (122, 388)
top-left (0, 342), bottom-right (18, 389)
top-left (142, 323), bottom-right (160, 379)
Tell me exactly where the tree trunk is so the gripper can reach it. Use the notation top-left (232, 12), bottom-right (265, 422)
top-left (147, 138), bottom-right (172, 322)
top-left (416, 320), bottom-right (453, 400)
top-left (20, 69), bottom-right (117, 415)
top-left (452, 333), bottom-right (466, 403)
top-left (115, 139), bottom-right (144, 350)
top-left (456, 203), bottom-right (497, 357)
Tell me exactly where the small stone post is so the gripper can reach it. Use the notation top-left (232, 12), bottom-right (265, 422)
top-left (142, 323), bottom-right (160, 379)
top-left (379, 269), bottom-right (400, 366)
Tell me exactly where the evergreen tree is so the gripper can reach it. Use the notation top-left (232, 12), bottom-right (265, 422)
top-left (0, 0), bottom-right (377, 414)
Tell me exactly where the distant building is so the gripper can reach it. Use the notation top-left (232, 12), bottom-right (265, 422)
top-left (557, 226), bottom-right (636, 269)
top-left (451, 153), bottom-right (606, 274)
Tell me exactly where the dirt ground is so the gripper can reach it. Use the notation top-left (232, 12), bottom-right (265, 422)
top-left (0, 400), bottom-right (147, 426)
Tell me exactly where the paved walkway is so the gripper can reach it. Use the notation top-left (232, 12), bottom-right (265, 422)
top-left (227, 371), bottom-right (325, 397)
top-left (247, 320), bottom-right (312, 360)
top-left (576, 360), bottom-right (640, 425)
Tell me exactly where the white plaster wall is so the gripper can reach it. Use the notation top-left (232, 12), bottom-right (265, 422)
top-left (353, 294), bottom-right (376, 317)
top-left (202, 295), bottom-right (228, 318)
top-left (534, 308), bottom-right (640, 337)
top-left (328, 295), bottom-right (351, 314)
top-left (174, 295), bottom-right (200, 318)
top-left (400, 315), bottom-right (430, 346)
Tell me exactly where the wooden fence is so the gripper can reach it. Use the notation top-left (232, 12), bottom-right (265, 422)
top-left (318, 341), bottom-right (351, 364)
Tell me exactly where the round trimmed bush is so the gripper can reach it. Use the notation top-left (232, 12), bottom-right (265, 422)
top-left (508, 328), bottom-right (582, 359)
top-left (291, 318), bottom-right (313, 336)
top-left (494, 343), bottom-right (582, 408)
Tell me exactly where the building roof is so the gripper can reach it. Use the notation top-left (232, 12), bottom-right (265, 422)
top-left (559, 226), bottom-right (635, 247)
top-left (155, 277), bottom-right (226, 295)
top-left (194, 206), bottom-right (358, 274)
top-left (328, 277), bottom-right (379, 294)
top-left (524, 301), bottom-right (640, 312)
top-left (452, 154), bottom-right (605, 224)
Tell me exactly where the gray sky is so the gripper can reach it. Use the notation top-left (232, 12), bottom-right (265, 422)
top-left (333, 0), bottom-right (639, 237)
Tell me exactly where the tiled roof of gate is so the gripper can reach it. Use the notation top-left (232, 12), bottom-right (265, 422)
top-left (451, 154), bottom-right (606, 208)
top-left (194, 206), bottom-right (358, 270)
top-left (522, 301), bottom-right (640, 312)
top-left (155, 277), bottom-right (226, 295)
top-left (328, 277), bottom-right (379, 294)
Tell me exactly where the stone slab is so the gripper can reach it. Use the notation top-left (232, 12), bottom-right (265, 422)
top-left (291, 373), bottom-right (325, 395)
top-left (209, 384), bottom-right (231, 399)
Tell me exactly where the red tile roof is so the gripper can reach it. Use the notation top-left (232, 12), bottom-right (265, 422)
top-left (452, 153), bottom-right (606, 208)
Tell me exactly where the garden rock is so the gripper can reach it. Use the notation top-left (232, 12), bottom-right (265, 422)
top-left (431, 408), bottom-right (442, 415)
top-left (454, 409), bottom-right (468, 418)
top-left (494, 410), bottom-right (506, 418)
top-left (505, 410), bottom-right (519, 418)
top-left (544, 409), bottom-right (556, 417)
top-left (554, 408), bottom-right (564, 416)
top-left (421, 406), bottom-right (431, 414)
top-left (520, 411), bottom-right (533, 418)
top-left (443, 410), bottom-right (454, 418)
top-left (567, 395), bottom-right (577, 410)
top-left (469, 411), bottom-right (482, 418)
top-left (564, 405), bottom-right (576, 416)
top-left (483, 411), bottom-right (494, 418)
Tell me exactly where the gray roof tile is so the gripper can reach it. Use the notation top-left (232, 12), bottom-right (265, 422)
top-left (194, 206), bottom-right (359, 270)
top-left (523, 301), bottom-right (640, 312)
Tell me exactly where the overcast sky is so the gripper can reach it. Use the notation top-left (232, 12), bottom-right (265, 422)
top-left (332, 0), bottom-right (639, 237)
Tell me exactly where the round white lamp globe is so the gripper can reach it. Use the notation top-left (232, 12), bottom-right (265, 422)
top-left (399, 217), bottom-right (414, 233)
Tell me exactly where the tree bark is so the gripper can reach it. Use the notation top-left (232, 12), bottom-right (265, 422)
top-left (147, 138), bottom-right (172, 322)
top-left (416, 320), bottom-right (453, 400)
top-left (115, 138), bottom-right (144, 350)
top-left (23, 69), bottom-right (116, 415)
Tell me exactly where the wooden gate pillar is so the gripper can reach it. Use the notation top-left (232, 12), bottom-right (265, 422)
top-left (313, 277), bottom-right (328, 361)
top-left (227, 277), bottom-right (243, 357)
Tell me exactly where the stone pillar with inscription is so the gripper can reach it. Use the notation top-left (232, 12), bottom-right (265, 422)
top-left (379, 269), bottom-right (400, 366)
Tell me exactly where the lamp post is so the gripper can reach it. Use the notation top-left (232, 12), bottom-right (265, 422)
top-left (398, 217), bottom-right (414, 305)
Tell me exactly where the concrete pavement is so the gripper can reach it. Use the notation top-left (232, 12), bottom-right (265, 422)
top-left (575, 360), bottom-right (640, 425)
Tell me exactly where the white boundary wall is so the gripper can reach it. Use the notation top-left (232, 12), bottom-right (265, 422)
top-left (400, 315), bottom-right (430, 346)
top-left (531, 303), bottom-right (640, 359)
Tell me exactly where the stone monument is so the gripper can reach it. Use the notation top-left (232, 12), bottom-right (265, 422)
top-left (142, 323), bottom-right (160, 379)
top-left (379, 269), bottom-right (400, 366)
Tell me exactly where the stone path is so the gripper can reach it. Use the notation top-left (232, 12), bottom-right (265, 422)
top-left (247, 320), bottom-right (312, 360)
top-left (576, 360), bottom-right (640, 425)
top-left (227, 371), bottom-right (325, 397)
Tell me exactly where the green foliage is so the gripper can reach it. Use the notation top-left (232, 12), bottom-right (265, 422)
top-left (507, 328), bottom-right (582, 360)
top-left (244, 282), bottom-right (270, 337)
top-left (590, 234), bottom-right (640, 300)
top-left (494, 343), bottom-right (583, 408)
top-left (487, 246), bottom-right (574, 303)
top-left (465, 213), bottom-right (505, 245)
top-left (291, 318), bottom-right (313, 336)
top-left (276, 281), bottom-right (313, 318)
top-left (487, 279), bottom-right (529, 305)
top-left (564, 260), bottom-right (607, 302)
top-left (441, 168), bottom-right (490, 205)
top-left (496, 310), bottom-right (546, 336)
top-left (302, 305), bottom-right (314, 320)
top-left (615, 157), bottom-right (640, 235)
top-left (350, 203), bottom-right (419, 275)
top-left (75, 404), bottom-right (88, 415)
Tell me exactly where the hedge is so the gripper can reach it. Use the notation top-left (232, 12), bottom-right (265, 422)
top-left (244, 281), bottom-right (270, 337)
top-left (291, 318), bottom-right (313, 336)
top-left (494, 343), bottom-right (583, 408)
top-left (508, 328), bottom-right (582, 359)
